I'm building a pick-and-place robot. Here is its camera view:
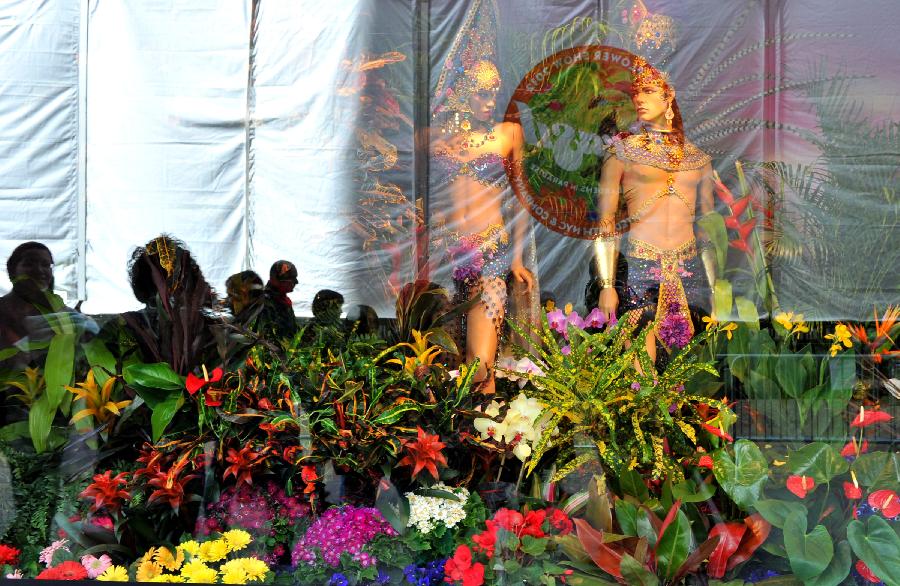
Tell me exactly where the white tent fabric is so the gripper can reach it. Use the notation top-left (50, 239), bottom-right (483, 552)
top-left (0, 0), bottom-right (896, 319)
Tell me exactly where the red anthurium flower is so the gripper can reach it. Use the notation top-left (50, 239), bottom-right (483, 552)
top-left (701, 423), bottom-right (734, 442)
top-left (398, 427), bottom-right (447, 480)
top-left (786, 475), bottom-right (815, 499)
top-left (840, 439), bottom-right (868, 458)
top-left (850, 406), bottom-right (893, 428)
top-left (843, 481), bottom-right (863, 500)
top-left (856, 560), bottom-right (882, 583)
top-left (868, 489), bottom-right (900, 518)
top-left (185, 366), bottom-right (223, 396)
top-left (80, 470), bottom-right (131, 513)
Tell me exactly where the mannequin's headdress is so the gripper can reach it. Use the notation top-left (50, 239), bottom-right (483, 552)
top-left (631, 56), bottom-right (672, 95)
top-left (432, 0), bottom-right (501, 133)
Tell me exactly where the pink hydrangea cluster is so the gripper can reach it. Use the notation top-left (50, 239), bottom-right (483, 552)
top-left (291, 506), bottom-right (397, 568)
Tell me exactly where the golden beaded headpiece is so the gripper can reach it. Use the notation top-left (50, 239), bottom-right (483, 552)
top-left (631, 56), bottom-right (672, 95)
top-left (432, 0), bottom-right (500, 132)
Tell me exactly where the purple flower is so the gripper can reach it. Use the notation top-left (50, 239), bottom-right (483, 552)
top-left (659, 311), bottom-right (692, 349)
top-left (584, 307), bottom-right (607, 328)
top-left (547, 308), bottom-right (566, 333)
top-left (631, 382), bottom-right (641, 391)
top-left (566, 310), bottom-right (584, 330)
top-left (561, 345), bottom-right (571, 355)
top-left (449, 239), bottom-right (484, 282)
top-left (291, 506), bottom-right (396, 568)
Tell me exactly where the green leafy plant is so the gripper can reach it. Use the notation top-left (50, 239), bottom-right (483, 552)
top-left (508, 315), bottom-right (732, 482)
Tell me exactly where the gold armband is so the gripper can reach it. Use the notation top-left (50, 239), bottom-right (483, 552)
top-left (593, 235), bottom-right (619, 290)
top-left (699, 240), bottom-right (717, 289)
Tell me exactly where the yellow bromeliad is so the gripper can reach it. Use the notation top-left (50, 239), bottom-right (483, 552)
top-left (5, 366), bottom-right (45, 406)
top-left (66, 369), bottom-right (132, 427)
top-left (386, 330), bottom-right (443, 376)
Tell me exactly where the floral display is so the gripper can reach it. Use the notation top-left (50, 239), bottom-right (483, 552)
top-left (291, 507), bottom-right (397, 569)
top-left (406, 484), bottom-right (470, 535)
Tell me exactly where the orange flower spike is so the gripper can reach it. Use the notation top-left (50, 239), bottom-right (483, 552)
top-left (873, 305), bottom-right (899, 346)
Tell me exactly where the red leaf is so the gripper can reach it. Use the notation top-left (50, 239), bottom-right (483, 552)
top-left (727, 514), bottom-right (771, 571)
top-left (707, 522), bottom-right (746, 578)
top-left (656, 499), bottom-right (682, 546)
top-left (574, 518), bottom-right (623, 579)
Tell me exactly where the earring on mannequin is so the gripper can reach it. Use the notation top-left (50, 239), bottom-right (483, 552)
top-left (664, 102), bottom-right (674, 129)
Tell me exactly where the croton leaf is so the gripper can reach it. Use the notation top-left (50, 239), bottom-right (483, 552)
top-left (707, 522), bottom-right (746, 579)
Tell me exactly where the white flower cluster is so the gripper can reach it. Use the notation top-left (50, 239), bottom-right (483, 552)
top-left (405, 483), bottom-right (470, 535)
top-left (473, 393), bottom-right (554, 462)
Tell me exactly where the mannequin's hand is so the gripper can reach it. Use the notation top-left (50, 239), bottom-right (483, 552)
top-left (510, 262), bottom-right (534, 293)
top-left (598, 287), bottom-right (619, 321)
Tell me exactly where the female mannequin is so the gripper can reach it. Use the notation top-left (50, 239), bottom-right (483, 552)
top-left (432, 60), bottom-right (533, 394)
top-left (594, 58), bottom-right (716, 363)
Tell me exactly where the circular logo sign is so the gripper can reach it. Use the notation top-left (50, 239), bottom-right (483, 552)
top-left (505, 45), bottom-right (638, 239)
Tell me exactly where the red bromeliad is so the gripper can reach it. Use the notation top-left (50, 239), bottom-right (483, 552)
top-left (223, 445), bottom-right (268, 486)
top-left (397, 427), bottom-right (447, 480)
top-left (146, 454), bottom-right (198, 511)
top-left (80, 471), bottom-right (131, 513)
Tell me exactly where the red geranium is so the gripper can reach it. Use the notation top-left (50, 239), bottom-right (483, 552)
top-left (79, 470), bottom-right (130, 513)
top-left (546, 507), bottom-right (573, 535)
top-left (471, 520), bottom-right (498, 558)
top-left (786, 475), bottom-right (815, 499)
top-left (493, 508), bottom-right (546, 539)
top-left (35, 560), bottom-right (88, 580)
top-left (444, 544), bottom-right (485, 586)
top-left (0, 543), bottom-right (20, 566)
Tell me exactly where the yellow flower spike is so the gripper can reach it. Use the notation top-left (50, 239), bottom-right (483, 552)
top-left (773, 459), bottom-right (786, 466)
top-left (851, 470), bottom-right (859, 489)
top-left (544, 299), bottom-right (556, 312)
top-left (564, 303), bottom-right (573, 314)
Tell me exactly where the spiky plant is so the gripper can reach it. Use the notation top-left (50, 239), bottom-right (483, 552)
top-left (507, 317), bottom-right (732, 482)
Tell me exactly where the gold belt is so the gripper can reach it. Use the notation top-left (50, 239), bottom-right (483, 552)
top-left (627, 237), bottom-right (696, 347)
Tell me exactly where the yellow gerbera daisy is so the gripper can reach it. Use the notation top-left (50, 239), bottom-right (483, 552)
top-left (177, 540), bottom-right (202, 559)
top-left (180, 560), bottom-right (217, 584)
top-left (238, 557), bottom-right (269, 582)
top-left (136, 559), bottom-right (163, 582)
top-left (222, 529), bottom-right (252, 553)
top-left (155, 546), bottom-right (185, 572)
top-left (97, 565), bottom-right (130, 582)
top-left (199, 539), bottom-right (229, 563)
